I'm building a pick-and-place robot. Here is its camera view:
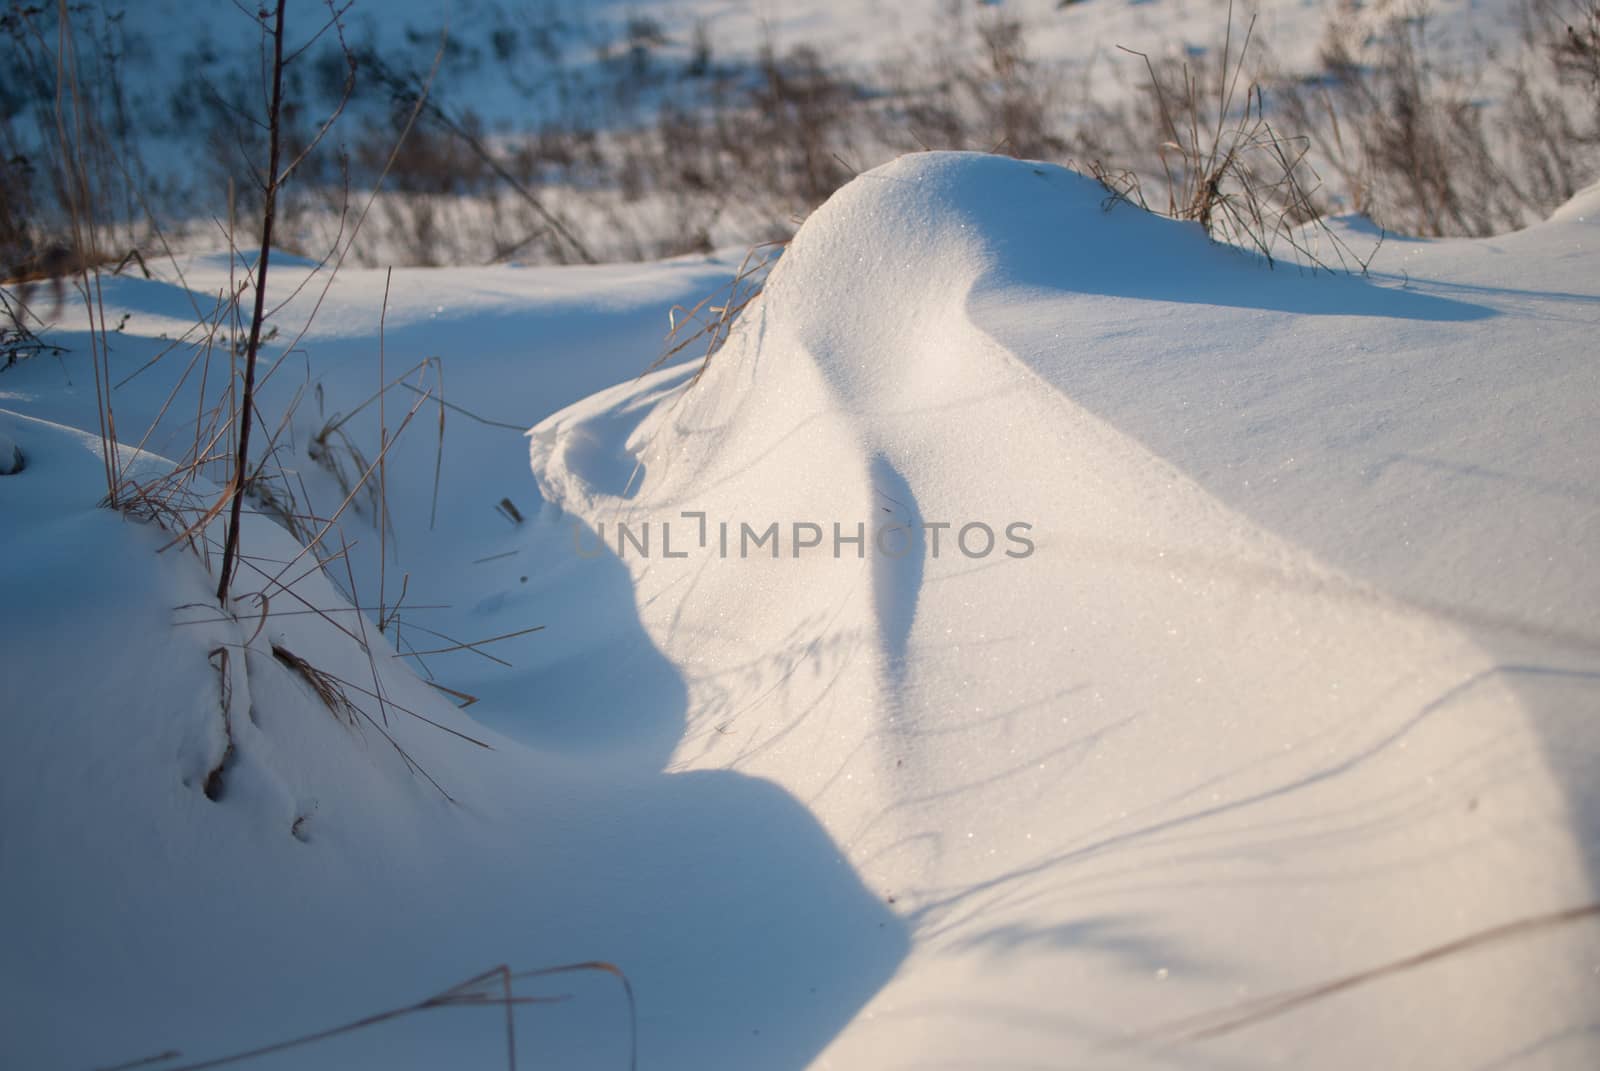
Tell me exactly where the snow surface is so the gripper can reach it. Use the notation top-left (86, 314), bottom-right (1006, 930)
top-left (3, 153), bottom-right (1599, 1069)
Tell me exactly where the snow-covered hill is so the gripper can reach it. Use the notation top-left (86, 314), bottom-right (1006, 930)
top-left (3, 153), bottom-right (1598, 1068)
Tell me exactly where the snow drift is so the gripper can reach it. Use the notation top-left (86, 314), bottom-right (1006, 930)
top-left (528, 152), bottom-right (1600, 1068)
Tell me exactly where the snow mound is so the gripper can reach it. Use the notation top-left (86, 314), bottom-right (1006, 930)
top-left (1550, 177), bottom-right (1600, 224)
top-left (531, 152), bottom-right (1600, 1068)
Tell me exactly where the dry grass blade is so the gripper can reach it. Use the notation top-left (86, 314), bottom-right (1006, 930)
top-left (422, 679), bottom-right (480, 708)
top-left (92, 1050), bottom-right (182, 1071)
top-left (397, 622), bottom-right (546, 665)
top-left (172, 601), bottom-right (451, 627)
top-left (117, 960), bottom-right (635, 1071)
top-left (511, 961), bottom-right (639, 1071)
top-left (1127, 901), bottom-right (1600, 1046)
top-left (395, 382), bottom-right (528, 431)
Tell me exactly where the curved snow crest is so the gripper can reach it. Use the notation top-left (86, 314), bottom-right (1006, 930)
top-left (532, 153), bottom-right (1600, 1068)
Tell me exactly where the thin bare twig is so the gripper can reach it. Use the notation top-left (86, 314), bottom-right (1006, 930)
top-left (216, 0), bottom-right (287, 602)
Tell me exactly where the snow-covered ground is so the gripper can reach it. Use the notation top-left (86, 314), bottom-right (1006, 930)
top-left (4, 149), bottom-right (1598, 1069)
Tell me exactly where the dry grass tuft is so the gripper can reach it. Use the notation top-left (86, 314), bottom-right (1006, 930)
top-left (270, 642), bottom-right (361, 726)
top-left (651, 238), bottom-right (783, 384)
top-left (1105, 3), bottom-right (1379, 272)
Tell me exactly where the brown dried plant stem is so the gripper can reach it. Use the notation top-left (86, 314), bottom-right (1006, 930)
top-left (216, 0), bottom-right (287, 604)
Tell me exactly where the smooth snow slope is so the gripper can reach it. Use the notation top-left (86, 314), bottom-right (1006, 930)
top-left (527, 153), bottom-right (1600, 1068)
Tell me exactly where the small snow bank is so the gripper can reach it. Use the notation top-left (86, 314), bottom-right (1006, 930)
top-left (532, 152), bottom-right (1600, 1068)
top-left (1549, 178), bottom-right (1600, 224)
top-left (1, 249), bottom-right (905, 1070)
top-left (0, 409), bottom-right (502, 1059)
